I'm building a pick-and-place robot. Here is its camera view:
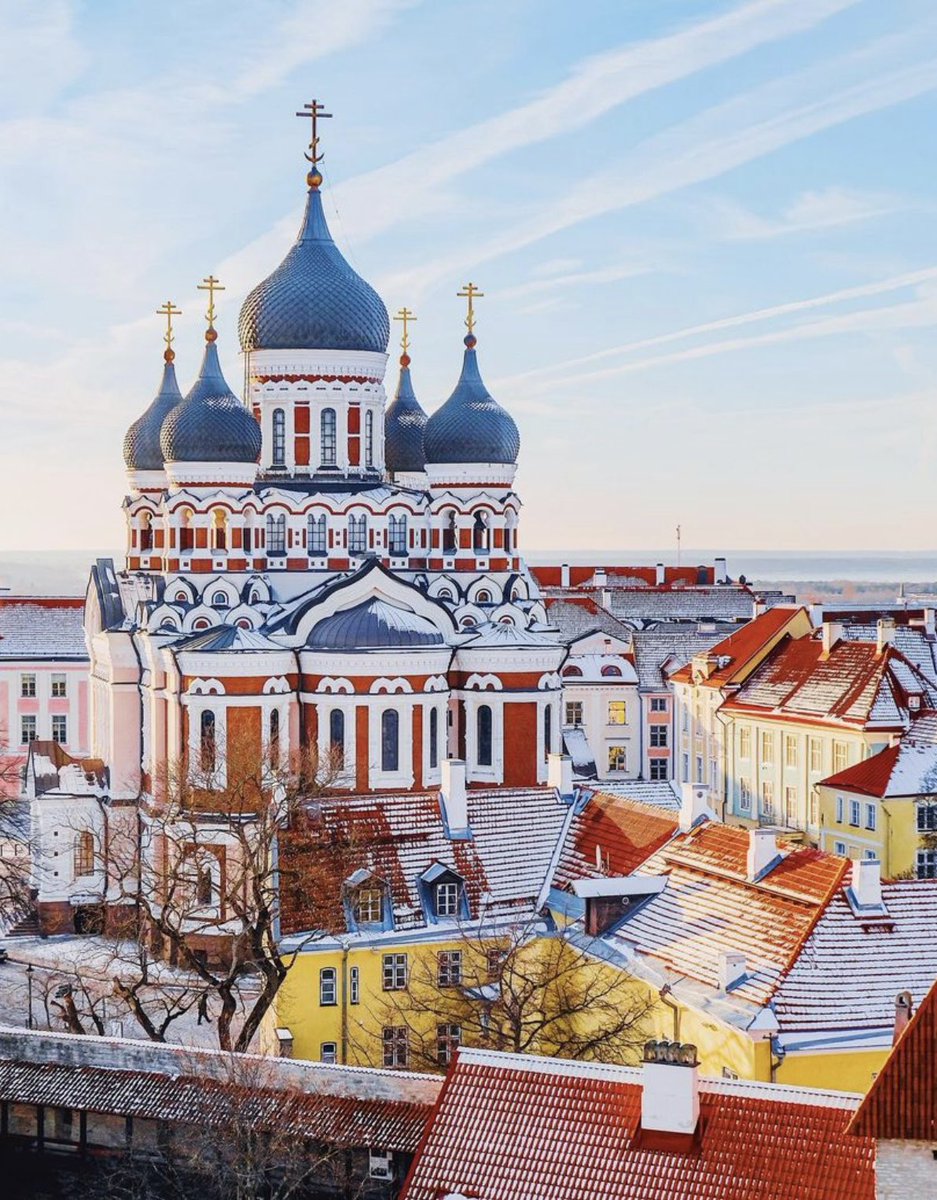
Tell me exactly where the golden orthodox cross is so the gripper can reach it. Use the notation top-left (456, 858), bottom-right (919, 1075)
top-left (197, 275), bottom-right (225, 329)
top-left (295, 99), bottom-right (333, 165)
top-left (394, 306), bottom-right (417, 355)
top-left (156, 300), bottom-right (182, 355)
top-left (457, 282), bottom-right (484, 335)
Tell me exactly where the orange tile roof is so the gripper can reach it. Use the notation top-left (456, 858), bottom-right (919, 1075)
top-left (849, 978), bottom-right (937, 1140)
top-left (553, 791), bottom-right (678, 887)
top-left (402, 1050), bottom-right (875, 1200)
top-left (820, 745), bottom-right (902, 797)
top-left (670, 605), bottom-right (805, 686)
top-left (532, 565), bottom-right (715, 588)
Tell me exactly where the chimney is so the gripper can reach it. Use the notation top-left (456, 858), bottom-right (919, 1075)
top-left (441, 759), bottom-right (468, 836)
top-left (893, 991), bottom-right (914, 1045)
top-left (594, 568), bottom-right (608, 589)
top-left (821, 621), bottom-right (843, 658)
top-left (924, 608), bottom-right (936, 638)
top-left (641, 1041), bottom-right (700, 1136)
top-left (747, 828), bottom-right (779, 881)
top-left (851, 858), bottom-right (883, 909)
top-left (876, 617), bottom-right (896, 656)
top-left (717, 950), bottom-right (747, 992)
top-left (560, 562), bottom-right (571, 588)
top-left (655, 562), bottom-right (666, 586)
top-left (679, 781), bottom-right (711, 833)
top-left (548, 753), bottom-right (574, 798)
top-left (714, 556), bottom-right (728, 584)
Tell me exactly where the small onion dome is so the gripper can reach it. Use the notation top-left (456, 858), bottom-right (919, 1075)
top-left (307, 598), bottom-right (445, 650)
top-left (238, 175), bottom-right (389, 354)
top-left (385, 355), bottom-right (428, 473)
top-left (424, 336), bottom-right (519, 465)
top-left (123, 357), bottom-right (183, 471)
top-left (160, 338), bottom-right (261, 464)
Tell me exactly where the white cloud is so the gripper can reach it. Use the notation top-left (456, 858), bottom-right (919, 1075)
top-left (696, 186), bottom-right (906, 241)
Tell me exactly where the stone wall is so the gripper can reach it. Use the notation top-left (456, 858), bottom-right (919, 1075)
top-left (876, 1138), bottom-right (937, 1199)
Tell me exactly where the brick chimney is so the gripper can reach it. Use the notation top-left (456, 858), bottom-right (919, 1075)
top-left (679, 782), bottom-right (711, 833)
top-left (641, 1040), bottom-right (700, 1135)
top-left (747, 828), bottom-right (780, 881)
top-left (893, 991), bottom-right (914, 1045)
top-left (441, 759), bottom-right (468, 837)
top-left (548, 753), bottom-right (574, 798)
top-left (876, 617), bottom-right (896, 656)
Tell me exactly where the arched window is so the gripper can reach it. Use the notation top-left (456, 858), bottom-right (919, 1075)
top-left (601, 664), bottom-right (623, 677)
top-left (272, 408), bottom-right (286, 467)
top-left (460, 616), bottom-right (476, 628)
top-left (348, 514), bottom-right (367, 555)
top-left (473, 512), bottom-right (489, 553)
top-left (211, 591), bottom-right (229, 609)
top-left (562, 665), bottom-right (583, 678)
top-left (505, 513), bottom-right (517, 555)
top-left (365, 410), bottom-right (374, 468)
top-left (139, 511), bottom-right (153, 553)
top-left (159, 618), bottom-right (177, 631)
top-left (320, 408), bottom-right (337, 467)
top-left (200, 710), bottom-right (216, 773)
top-left (389, 513), bottom-right (408, 557)
top-left (174, 592), bottom-right (188, 604)
top-left (266, 513), bottom-right (286, 555)
top-left (381, 709), bottom-right (399, 773)
top-left (307, 513), bottom-right (327, 556)
top-left (429, 707), bottom-right (439, 770)
top-left (192, 618), bottom-right (210, 631)
top-left (475, 590), bottom-right (492, 604)
top-left (179, 508), bottom-right (194, 553)
top-left (329, 708), bottom-right (345, 768)
top-left (442, 511), bottom-right (457, 553)
top-left (235, 618), bottom-right (251, 630)
top-left (197, 864), bottom-right (213, 906)
top-left (212, 509), bottom-right (227, 551)
top-left (243, 515), bottom-right (254, 555)
top-left (543, 705), bottom-right (553, 756)
top-left (437, 587), bottom-right (454, 602)
top-left (269, 709), bottom-right (280, 768)
top-left (498, 615), bottom-right (514, 626)
top-left (477, 705), bottom-right (493, 767)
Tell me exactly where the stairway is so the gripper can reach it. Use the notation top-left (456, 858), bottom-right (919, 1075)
top-left (5, 911), bottom-right (41, 938)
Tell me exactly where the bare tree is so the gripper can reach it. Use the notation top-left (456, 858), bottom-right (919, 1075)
top-left (366, 917), bottom-right (656, 1072)
top-left (0, 726), bottom-right (32, 933)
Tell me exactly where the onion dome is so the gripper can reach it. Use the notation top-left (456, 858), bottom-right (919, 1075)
top-left (385, 354), bottom-right (428, 473)
top-left (424, 335), bottom-right (520, 465)
top-left (123, 356), bottom-right (182, 471)
top-left (238, 170), bottom-right (389, 354)
top-left (160, 335), bottom-right (261, 464)
top-left (308, 598), bottom-right (444, 650)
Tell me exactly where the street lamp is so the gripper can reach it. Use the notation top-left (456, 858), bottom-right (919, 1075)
top-left (26, 963), bottom-right (34, 1030)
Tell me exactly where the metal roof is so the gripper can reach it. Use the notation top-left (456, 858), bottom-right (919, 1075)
top-left (307, 597), bottom-right (445, 650)
top-left (123, 359), bottom-right (182, 471)
top-left (385, 361), bottom-right (428, 473)
top-left (424, 341), bottom-right (519, 465)
top-left (160, 340), bottom-right (262, 464)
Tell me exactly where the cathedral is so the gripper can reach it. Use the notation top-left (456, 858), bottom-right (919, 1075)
top-left (86, 108), bottom-right (565, 817)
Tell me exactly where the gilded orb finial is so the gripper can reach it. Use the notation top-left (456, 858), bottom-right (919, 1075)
top-left (197, 275), bottom-right (225, 338)
top-left (296, 99), bottom-right (332, 183)
top-left (457, 281), bottom-right (484, 339)
top-left (394, 306), bottom-right (417, 363)
top-left (156, 299), bottom-right (182, 363)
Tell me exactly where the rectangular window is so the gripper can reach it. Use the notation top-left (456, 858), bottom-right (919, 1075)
top-left (319, 967), bottom-right (337, 1006)
top-left (565, 701), bottom-right (583, 726)
top-left (849, 799), bottom-right (861, 828)
top-left (739, 778), bottom-right (752, 811)
top-left (809, 738), bottom-right (822, 774)
top-left (266, 514), bottom-right (286, 555)
top-left (607, 701), bottom-right (627, 726)
top-left (349, 965), bottom-right (360, 1005)
top-left (650, 725), bottom-right (668, 748)
top-left (436, 1023), bottom-right (461, 1067)
top-left (785, 786), bottom-right (797, 825)
top-left (695, 754), bottom-right (703, 783)
top-left (739, 727), bottom-right (751, 759)
top-left (836, 795), bottom-right (844, 824)
top-left (320, 1042), bottom-right (338, 1064)
top-left (348, 515), bottom-right (367, 555)
top-left (917, 802), bottom-right (937, 832)
top-left (382, 953), bottom-right (408, 991)
top-left (52, 714), bottom-right (67, 744)
top-left (834, 841), bottom-right (847, 856)
top-left (784, 735), bottom-right (797, 768)
top-left (761, 731), bottom-right (775, 765)
top-left (307, 514), bottom-right (327, 556)
top-left (761, 780), bottom-right (775, 819)
top-left (74, 831), bottom-right (94, 877)
top-left (833, 741), bottom-right (848, 773)
top-left (608, 745), bottom-right (626, 772)
top-left (21, 715), bottom-right (37, 745)
top-left (51, 673), bottom-right (67, 698)
top-left (437, 950), bottom-right (462, 987)
top-left (682, 753), bottom-right (689, 781)
top-left (865, 803), bottom-right (877, 832)
top-left (436, 881), bottom-right (459, 917)
top-left (382, 1026), bottom-right (409, 1068)
top-left (355, 886), bottom-right (384, 925)
top-left (808, 792), bottom-right (818, 826)
top-left (918, 850), bottom-right (937, 879)
top-left (20, 673), bottom-right (36, 698)
top-left (486, 949), bottom-right (506, 980)
top-left (650, 697), bottom-right (668, 713)
top-left (649, 758), bottom-right (668, 781)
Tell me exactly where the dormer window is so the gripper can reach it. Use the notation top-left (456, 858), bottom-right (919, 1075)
top-left (419, 864), bottom-right (466, 921)
top-left (436, 881), bottom-right (459, 917)
top-left (355, 885), bottom-right (384, 925)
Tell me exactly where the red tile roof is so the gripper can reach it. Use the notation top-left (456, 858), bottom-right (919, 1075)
top-left (554, 791), bottom-right (677, 887)
top-left (532, 565), bottom-right (715, 588)
top-left (402, 1050), bottom-right (875, 1200)
top-left (819, 713), bottom-right (937, 797)
top-left (670, 606), bottom-right (805, 686)
top-left (821, 745), bottom-right (902, 797)
top-left (849, 978), bottom-right (937, 1140)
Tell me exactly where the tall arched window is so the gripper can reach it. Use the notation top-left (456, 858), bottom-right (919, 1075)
top-left (272, 408), bottom-right (286, 467)
top-left (543, 705), bottom-right (553, 756)
top-left (442, 511), bottom-right (457, 553)
top-left (381, 709), bottom-right (399, 772)
top-left (266, 513), bottom-right (286, 555)
top-left (505, 513), bottom-right (517, 555)
top-left (429, 707), bottom-right (439, 770)
top-left (329, 708), bottom-right (345, 768)
top-left (365, 410), bottom-right (374, 468)
top-left (200, 710), bottom-right (216, 773)
top-left (473, 512), bottom-right (489, 553)
top-left (389, 513), bottom-right (407, 557)
top-left (212, 509), bottom-right (227, 551)
top-left (179, 508), bottom-right (194, 553)
top-left (348, 514), bottom-right (367, 555)
top-left (139, 511), bottom-right (153, 552)
top-left (243, 514), bottom-right (254, 555)
top-left (477, 705), bottom-right (493, 767)
top-left (307, 513), bottom-right (327, 556)
top-left (320, 408), bottom-right (337, 467)
top-left (269, 709), bottom-right (280, 768)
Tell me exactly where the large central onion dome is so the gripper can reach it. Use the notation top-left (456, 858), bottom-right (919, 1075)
top-left (238, 171), bottom-right (389, 355)
top-left (424, 335), bottom-right (520, 465)
top-left (385, 353), bottom-right (428, 474)
top-left (124, 355), bottom-right (182, 471)
top-left (160, 335), bottom-right (261, 464)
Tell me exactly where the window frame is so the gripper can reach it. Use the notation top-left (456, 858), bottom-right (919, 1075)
top-left (437, 949), bottom-right (462, 987)
top-left (382, 1026), bottom-right (409, 1069)
top-left (608, 745), bottom-right (627, 773)
top-left (319, 967), bottom-right (337, 1007)
top-left (51, 714), bottom-right (67, 744)
top-left (51, 673), bottom-right (67, 698)
top-left (435, 881), bottom-right (460, 918)
top-left (320, 408), bottom-right (337, 467)
top-left (382, 953), bottom-right (408, 992)
top-left (20, 673), bottom-right (36, 698)
top-left (20, 714), bottom-right (37, 745)
top-left (565, 700), bottom-right (583, 727)
top-left (607, 700), bottom-right (627, 726)
top-left (271, 408), bottom-right (286, 467)
top-left (649, 724), bottom-right (668, 748)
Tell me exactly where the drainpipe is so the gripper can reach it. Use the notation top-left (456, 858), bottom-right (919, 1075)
top-left (770, 1033), bottom-right (785, 1083)
top-left (659, 984), bottom-right (681, 1042)
top-left (339, 938), bottom-right (349, 1064)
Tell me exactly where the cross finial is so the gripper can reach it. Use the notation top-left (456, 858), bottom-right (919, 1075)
top-left (197, 275), bottom-right (225, 340)
top-left (394, 307), bottom-right (417, 359)
top-left (457, 282), bottom-right (485, 338)
top-left (156, 300), bottom-right (182, 362)
top-left (295, 99), bottom-right (333, 184)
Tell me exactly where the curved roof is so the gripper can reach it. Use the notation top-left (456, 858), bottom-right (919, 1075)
top-left (307, 598), bottom-right (445, 650)
top-left (238, 182), bottom-right (389, 355)
top-left (384, 360), bottom-right (427, 473)
top-left (160, 339), bottom-right (262, 464)
top-left (424, 340), bottom-right (519, 465)
top-left (123, 359), bottom-right (183, 471)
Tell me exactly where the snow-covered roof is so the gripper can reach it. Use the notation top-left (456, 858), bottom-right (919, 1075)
top-left (630, 622), bottom-right (738, 689)
top-left (0, 597), bottom-right (87, 661)
top-left (820, 713), bottom-right (937, 797)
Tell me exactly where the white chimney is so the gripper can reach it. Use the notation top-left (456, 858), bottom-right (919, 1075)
top-left (851, 858), bottom-right (883, 909)
top-left (876, 618), bottom-right (896, 656)
top-left (594, 568), bottom-right (608, 589)
top-left (714, 556), bottom-right (728, 584)
top-left (641, 1041), bottom-right (700, 1135)
top-left (924, 608), bottom-right (936, 638)
top-left (548, 753), bottom-right (574, 797)
top-left (717, 950), bottom-right (747, 992)
top-left (560, 562), bottom-right (571, 588)
top-left (441, 758), bottom-right (468, 836)
top-left (747, 828), bottom-right (779, 881)
top-left (655, 562), bottom-right (665, 586)
top-left (752, 598), bottom-right (767, 617)
top-left (821, 621), bottom-right (843, 657)
top-left (679, 781), bottom-right (711, 833)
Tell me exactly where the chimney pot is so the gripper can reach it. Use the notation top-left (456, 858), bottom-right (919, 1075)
top-left (747, 828), bottom-right (779, 881)
top-left (717, 950), bottom-right (747, 992)
top-left (441, 759), bottom-right (468, 836)
top-left (548, 753), bottom-right (574, 798)
top-left (641, 1040), bottom-right (700, 1135)
top-left (893, 991), bottom-right (914, 1045)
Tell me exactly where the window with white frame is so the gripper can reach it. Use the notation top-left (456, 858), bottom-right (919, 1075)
top-left (382, 1026), bottom-right (408, 1068)
top-left (761, 780), bottom-right (775, 818)
top-left (388, 513), bottom-right (408, 557)
top-left (319, 967), bottom-right (337, 1006)
top-left (320, 1042), bottom-right (338, 1064)
top-left (650, 725), bottom-right (668, 748)
top-left (436, 1023), bottom-right (461, 1067)
top-left (809, 737), bottom-right (822, 773)
top-left (365, 410), bottom-right (374, 468)
top-left (20, 715), bottom-right (37, 745)
top-left (784, 786), bottom-right (797, 824)
top-left (355, 886), bottom-right (384, 925)
top-left (74, 831), bottom-right (94, 877)
top-left (739, 778), bottom-right (752, 811)
top-left (865, 803), bottom-right (877, 831)
top-left (437, 950), bottom-right (462, 987)
top-left (266, 513), bottom-right (286, 555)
top-left (836, 795), bottom-right (845, 823)
top-left (272, 408), bottom-right (286, 467)
top-left (761, 731), bottom-right (775, 765)
top-left (436, 881), bottom-right (459, 917)
top-left (849, 799), bottom-right (861, 827)
top-left (52, 715), bottom-right (67, 744)
top-left (834, 841), bottom-right (847, 856)
top-left (917, 801), bottom-right (937, 832)
top-left (51, 673), bottom-right (67, 698)
top-left (348, 514), bottom-right (367, 554)
top-left (20, 673), bottom-right (36, 698)
top-left (307, 513), bottom-right (327, 556)
top-left (784, 735), bottom-right (797, 768)
top-left (918, 850), bottom-right (937, 879)
top-left (350, 965), bottom-right (360, 1005)
top-left (382, 953), bottom-right (408, 991)
top-left (739, 727), bottom-right (751, 759)
top-left (565, 700), bottom-right (583, 726)
top-left (833, 741), bottom-right (848, 773)
top-left (650, 758), bottom-right (668, 781)
top-left (650, 697), bottom-right (668, 712)
top-left (320, 408), bottom-right (337, 467)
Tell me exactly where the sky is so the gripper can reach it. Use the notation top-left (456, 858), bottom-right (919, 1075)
top-left (2, 0), bottom-right (937, 556)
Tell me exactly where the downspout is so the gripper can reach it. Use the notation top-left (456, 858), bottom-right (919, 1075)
top-left (340, 938), bottom-right (349, 1064)
top-left (658, 984), bottom-right (681, 1042)
top-left (714, 701), bottom-right (732, 821)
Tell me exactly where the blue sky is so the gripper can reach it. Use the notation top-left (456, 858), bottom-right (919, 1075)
top-left (3, 0), bottom-right (937, 556)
